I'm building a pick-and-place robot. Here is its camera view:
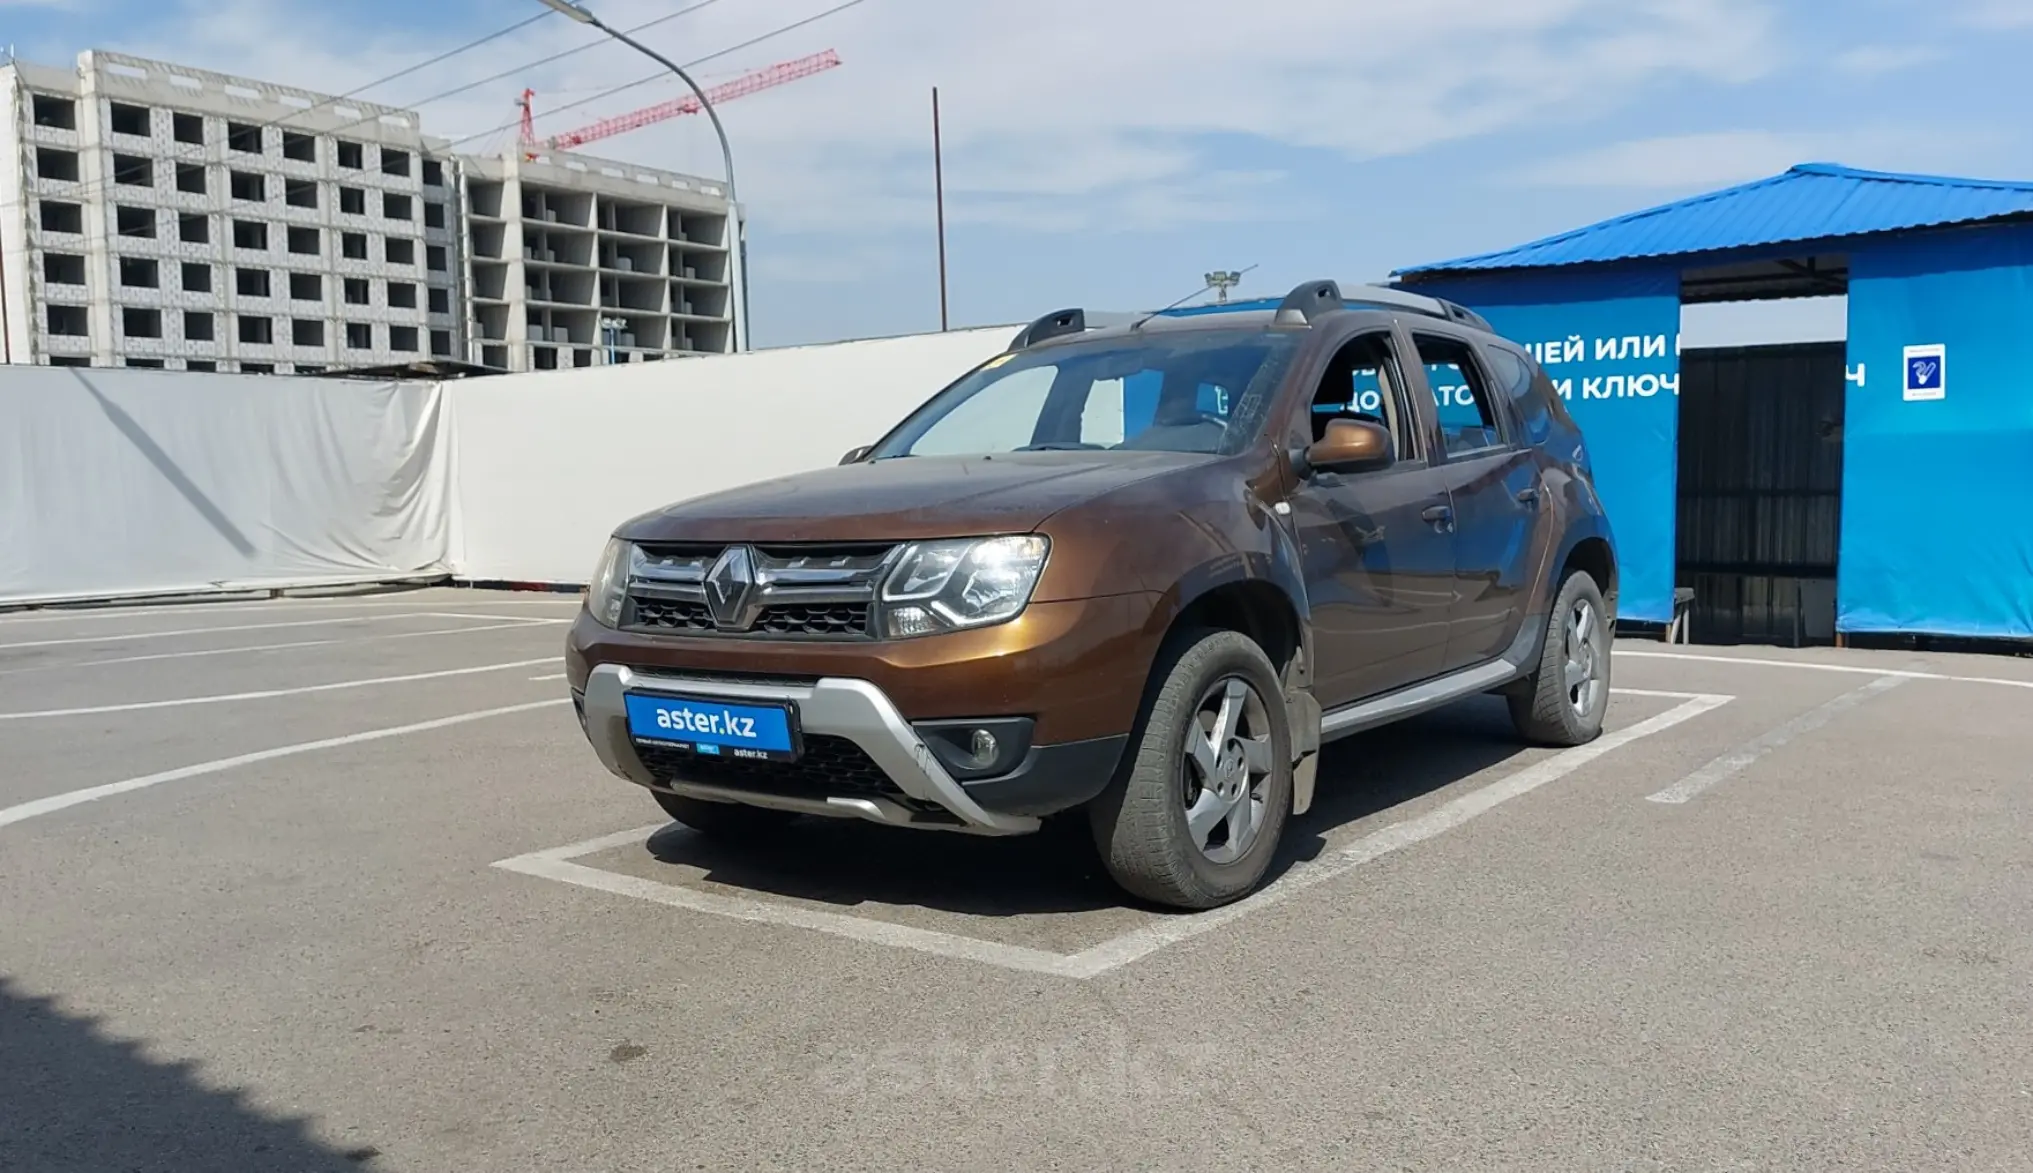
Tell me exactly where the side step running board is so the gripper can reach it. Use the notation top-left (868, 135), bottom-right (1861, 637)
top-left (1317, 618), bottom-right (1544, 743)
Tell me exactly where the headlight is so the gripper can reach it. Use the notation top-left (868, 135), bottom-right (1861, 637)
top-left (586, 537), bottom-right (631, 628)
top-left (881, 535), bottom-right (1049, 636)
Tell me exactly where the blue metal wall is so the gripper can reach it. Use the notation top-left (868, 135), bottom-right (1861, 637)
top-left (1841, 221), bottom-right (2033, 637)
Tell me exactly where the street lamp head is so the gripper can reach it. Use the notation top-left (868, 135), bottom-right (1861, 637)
top-left (536, 0), bottom-right (598, 24)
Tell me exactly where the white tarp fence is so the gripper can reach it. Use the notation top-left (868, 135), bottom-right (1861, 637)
top-left (1, 367), bottom-right (452, 605)
top-left (0, 326), bottom-right (1015, 606)
top-left (446, 326), bottom-right (1014, 585)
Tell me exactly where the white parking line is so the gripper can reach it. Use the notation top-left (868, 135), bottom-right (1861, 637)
top-left (0, 657), bottom-right (557, 721)
top-left (0, 595), bottom-right (582, 625)
top-left (528, 673), bottom-right (567, 681)
top-left (417, 613), bottom-right (573, 625)
top-left (495, 692), bottom-right (1734, 980)
top-left (1619, 649), bottom-right (2033, 691)
top-left (0, 621), bottom-right (560, 678)
top-left (0, 698), bottom-right (570, 831)
top-left (1646, 675), bottom-right (1910, 805)
top-left (0, 614), bottom-right (427, 651)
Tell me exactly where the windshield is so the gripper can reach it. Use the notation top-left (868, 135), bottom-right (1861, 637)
top-left (867, 329), bottom-right (1299, 459)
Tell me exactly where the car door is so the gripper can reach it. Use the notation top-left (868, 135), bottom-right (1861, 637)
top-left (1405, 328), bottom-right (1543, 671)
top-left (1282, 327), bottom-right (1457, 709)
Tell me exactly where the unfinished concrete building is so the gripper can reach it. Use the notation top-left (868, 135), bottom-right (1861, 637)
top-left (0, 50), bottom-right (738, 373)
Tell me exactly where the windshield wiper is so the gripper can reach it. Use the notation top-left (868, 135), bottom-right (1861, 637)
top-left (1013, 442), bottom-right (1106, 452)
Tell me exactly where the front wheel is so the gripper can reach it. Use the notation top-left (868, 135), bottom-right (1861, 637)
top-left (1088, 629), bottom-right (1293, 910)
top-left (1508, 571), bottom-right (1612, 746)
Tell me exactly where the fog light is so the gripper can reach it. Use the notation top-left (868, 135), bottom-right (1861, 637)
top-left (967, 728), bottom-right (999, 769)
top-left (911, 717), bottom-right (1034, 781)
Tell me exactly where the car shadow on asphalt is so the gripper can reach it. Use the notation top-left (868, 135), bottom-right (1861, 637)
top-left (640, 695), bottom-right (1531, 918)
top-left (0, 974), bottom-right (383, 1171)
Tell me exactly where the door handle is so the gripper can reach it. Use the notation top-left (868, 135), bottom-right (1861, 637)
top-left (1515, 487), bottom-right (1540, 507)
top-left (1421, 503), bottom-right (1455, 532)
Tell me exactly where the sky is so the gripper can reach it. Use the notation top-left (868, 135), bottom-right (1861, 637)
top-left (4, 0), bottom-right (2029, 349)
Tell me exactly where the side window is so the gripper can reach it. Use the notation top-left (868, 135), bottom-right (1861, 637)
top-left (1484, 346), bottom-right (1551, 446)
top-left (1309, 331), bottom-right (1413, 460)
top-left (1411, 333), bottom-right (1505, 458)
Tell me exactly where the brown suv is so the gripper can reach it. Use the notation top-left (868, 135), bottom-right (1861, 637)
top-left (563, 279), bottom-right (1617, 910)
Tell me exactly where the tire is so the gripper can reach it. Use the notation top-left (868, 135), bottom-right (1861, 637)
top-left (652, 790), bottom-right (796, 839)
top-left (1508, 570), bottom-right (1612, 746)
top-left (1088, 629), bottom-right (1293, 910)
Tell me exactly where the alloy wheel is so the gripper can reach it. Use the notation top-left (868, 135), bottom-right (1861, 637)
top-left (1563, 597), bottom-right (1606, 718)
top-left (1181, 676), bottom-right (1276, 864)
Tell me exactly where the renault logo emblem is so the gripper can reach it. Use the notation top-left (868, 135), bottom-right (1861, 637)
top-left (703, 545), bottom-right (758, 630)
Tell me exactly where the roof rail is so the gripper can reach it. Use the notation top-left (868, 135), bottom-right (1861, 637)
top-left (1271, 278), bottom-right (1495, 332)
top-left (1273, 279), bottom-right (1345, 325)
top-left (1335, 281), bottom-right (1495, 332)
top-left (1006, 280), bottom-right (1496, 351)
top-left (1007, 307), bottom-right (1087, 351)
top-left (1005, 308), bottom-right (1143, 351)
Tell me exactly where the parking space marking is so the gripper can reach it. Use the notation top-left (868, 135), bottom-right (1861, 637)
top-left (1646, 676), bottom-right (1910, 806)
top-left (0, 621), bottom-right (559, 678)
top-left (528, 673), bottom-right (567, 681)
top-left (0, 613), bottom-right (437, 652)
top-left (0, 657), bottom-right (557, 721)
top-left (495, 828), bottom-right (1086, 980)
top-left (1620, 649), bottom-right (2033, 691)
top-left (495, 692), bottom-right (1735, 981)
top-left (0, 699), bottom-right (570, 831)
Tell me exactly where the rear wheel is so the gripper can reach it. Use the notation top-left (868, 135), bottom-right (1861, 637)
top-left (1088, 629), bottom-right (1292, 910)
top-left (652, 790), bottom-right (796, 839)
top-left (1508, 570), bottom-right (1611, 746)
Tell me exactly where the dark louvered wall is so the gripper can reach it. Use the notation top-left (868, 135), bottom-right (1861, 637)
top-left (1676, 342), bottom-right (1847, 645)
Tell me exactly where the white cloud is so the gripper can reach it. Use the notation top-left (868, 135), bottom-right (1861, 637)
top-left (1960, 0), bottom-right (2033, 28)
top-left (1503, 127), bottom-right (2011, 190)
top-left (1832, 43), bottom-right (1949, 75)
top-left (88, 0), bottom-right (1782, 239)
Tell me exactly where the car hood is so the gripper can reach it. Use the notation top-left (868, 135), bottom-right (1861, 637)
top-left (617, 450), bottom-right (1210, 544)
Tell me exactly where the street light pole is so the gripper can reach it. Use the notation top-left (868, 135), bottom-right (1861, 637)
top-left (537, 0), bottom-right (749, 354)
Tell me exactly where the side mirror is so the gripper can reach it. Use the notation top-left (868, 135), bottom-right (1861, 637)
top-left (839, 445), bottom-right (872, 465)
top-left (1304, 418), bottom-right (1393, 474)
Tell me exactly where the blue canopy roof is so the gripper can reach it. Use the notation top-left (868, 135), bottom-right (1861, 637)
top-left (1395, 163), bottom-right (2033, 278)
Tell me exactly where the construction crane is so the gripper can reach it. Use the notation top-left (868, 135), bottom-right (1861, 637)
top-left (518, 49), bottom-right (840, 156)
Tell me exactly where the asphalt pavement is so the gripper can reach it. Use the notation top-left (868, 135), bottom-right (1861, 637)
top-left (3, 587), bottom-right (2031, 1171)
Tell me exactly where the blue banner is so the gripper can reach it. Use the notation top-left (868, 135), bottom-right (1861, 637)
top-left (1403, 269), bottom-right (1683, 623)
top-left (1842, 223), bottom-right (2033, 638)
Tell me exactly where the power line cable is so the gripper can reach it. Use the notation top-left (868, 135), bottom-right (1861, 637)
top-left (385, 0), bottom-right (731, 126)
top-left (451, 0), bottom-right (869, 149)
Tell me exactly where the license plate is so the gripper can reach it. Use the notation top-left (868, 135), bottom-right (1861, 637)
top-left (623, 693), bottom-right (800, 762)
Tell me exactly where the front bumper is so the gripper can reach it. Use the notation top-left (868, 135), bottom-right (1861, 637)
top-left (579, 663), bottom-right (1121, 836)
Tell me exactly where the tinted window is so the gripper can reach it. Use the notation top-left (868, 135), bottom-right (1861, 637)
top-left (1411, 333), bottom-right (1505, 457)
top-left (870, 330), bottom-right (1299, 460)
top-left (1484, 346), bottom-right (1551, 446)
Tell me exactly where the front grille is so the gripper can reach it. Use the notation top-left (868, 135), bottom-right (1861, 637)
top-left (625, 598), bottom-right (872, 637)
top-left (620, 540), bottom-right (895, 641)
top-left (632, 598), bottom-right (713, 632)
top-left (635, 734), bottom-right (902, 801)
top-left (755, 603), bottom-right (870, 637)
